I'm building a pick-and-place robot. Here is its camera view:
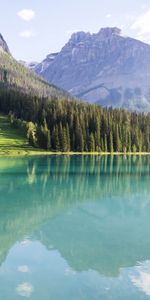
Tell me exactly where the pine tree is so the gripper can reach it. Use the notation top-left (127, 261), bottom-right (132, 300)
top-left (47, 129), bottom-right (51, 150)
top-left (104, 135), bottom-right (108, 152)
top-left (27, 122), bottom-right (37, 147)
top-left (89, 133), bottom-right (95, 152)
top-left (66, 123), bottom-right (71, 152)
top-left (52, 125), bottom-right (60, 151)
top-left (115, 125), bottom-right (121, 152)
top-left (109, 131), bottom-right (114, 153)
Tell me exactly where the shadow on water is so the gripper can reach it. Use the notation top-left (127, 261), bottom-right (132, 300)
top-left (0, 155), bottom-right (150, 277)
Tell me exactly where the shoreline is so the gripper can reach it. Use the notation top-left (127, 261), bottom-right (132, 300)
top-left (0, 150), bottom-right (150, 156)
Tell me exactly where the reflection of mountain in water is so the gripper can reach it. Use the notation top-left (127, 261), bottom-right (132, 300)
top-left (0, 155), bottom-right (150, 277)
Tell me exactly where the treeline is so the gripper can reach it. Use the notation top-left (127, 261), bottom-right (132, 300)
top-left (0, 87), bottom-right (150, 152)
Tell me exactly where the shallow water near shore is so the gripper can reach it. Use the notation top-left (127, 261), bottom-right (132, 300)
top-left (0, 155), bottom-right (150, 299)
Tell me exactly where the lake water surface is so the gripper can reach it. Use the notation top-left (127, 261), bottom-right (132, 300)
top-left (0, 155), bottom-right (150, 300)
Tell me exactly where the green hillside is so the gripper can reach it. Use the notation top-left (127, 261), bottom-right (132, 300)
top-left (0, 51), bottom-right (72, 100)
top-left (0, 115), bottom-right (39, 154)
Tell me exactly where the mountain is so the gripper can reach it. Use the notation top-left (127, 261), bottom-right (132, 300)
top-left (0, 33), bottom-right (73, 101)
top-left (0, 33), bottom-right (10, 53)
top-left (34, 53), bottom-right (58, 74)
top-left (19, 53), bottom-right (59, 73)
top-left (34, 27), bottom-right (150, 112)
top-left (19, 60), bottom-right (39, 71)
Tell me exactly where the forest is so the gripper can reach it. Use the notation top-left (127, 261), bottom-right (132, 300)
top-left (0, 86), bottom-right (149, 152)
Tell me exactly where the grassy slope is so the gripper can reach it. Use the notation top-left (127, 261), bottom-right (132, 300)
top-left (0, 115), bottom-right (38, 154)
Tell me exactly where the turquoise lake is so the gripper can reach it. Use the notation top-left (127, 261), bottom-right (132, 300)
top-left (0, 155), bottom-right (150, 299)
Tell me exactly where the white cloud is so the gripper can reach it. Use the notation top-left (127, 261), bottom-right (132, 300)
top-left (106, 14), bottom-right (112, 18)
top-left (19, 30), bottom-right (34, 38)
top-left (64, 267), bottom-right (76, 276)
top-left (131, 10), bottom-right (150, 35)
top-left (141, 4), bottom-right (148, 10)
top-left (131, 271), bottom-right (150, 296)
top-left (18, 265), bottom-right (30, 273)
top-left (130, 261), bottom-right (150, 296)
top-left (16, 282), bottom-right (34, 297)
top-left (17, 9), bottom-right (35, 22)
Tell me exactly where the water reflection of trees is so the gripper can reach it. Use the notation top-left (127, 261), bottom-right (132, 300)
top-left (0, 155), bottom-right (150, 275)
top-left (1, 155), bottom-right (149, 201)
top-left (25, 155), bottom-right (150, 207)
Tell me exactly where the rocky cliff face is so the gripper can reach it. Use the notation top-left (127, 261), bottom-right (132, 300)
top-left (34, 27), bottom-right (150, 112)
top-left (34, 53), bottom-right (58, 74)
top-left (0, 33), bottom-right (10, 54)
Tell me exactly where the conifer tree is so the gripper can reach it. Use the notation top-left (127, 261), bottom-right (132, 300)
top-left (89, 133), bottom-right (95, 152)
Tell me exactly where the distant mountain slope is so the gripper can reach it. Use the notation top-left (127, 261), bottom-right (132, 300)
top-left (19, 60), bottom-right (39, 71)
top-left (34, 53), bottom-right (58, 74)
top-left (0, 33), bottom-right (10, 53)
top-left (34, 27), bottom-right (150, 112)
top-left (0, 34), bottom-right (73, 101)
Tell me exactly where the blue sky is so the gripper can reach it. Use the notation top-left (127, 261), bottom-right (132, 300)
top-left (1, 0), bottom-right (150, 61)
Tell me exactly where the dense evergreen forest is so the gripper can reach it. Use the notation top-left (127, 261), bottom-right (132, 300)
top-left (0, 51), bottom-right (150, 152)
top-left (0, 87), bottom-right (150, 152)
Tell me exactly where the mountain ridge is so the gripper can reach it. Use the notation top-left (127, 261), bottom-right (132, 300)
top-left (0, 33), bottom-right (10, 54)
top-left (33, 27), bottom-right (150, 112)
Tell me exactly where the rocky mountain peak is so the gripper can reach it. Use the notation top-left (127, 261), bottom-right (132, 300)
top-left (32, 27), bottom-right (150, 112)
top-left (97, 27), bottom-right (122, 39)
top-left (0, 33), bottom-right (10, 54)
top-left (69, 31), bottom-right (91, 44)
